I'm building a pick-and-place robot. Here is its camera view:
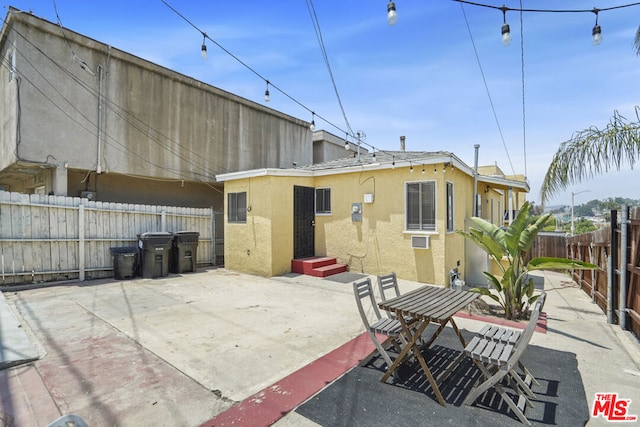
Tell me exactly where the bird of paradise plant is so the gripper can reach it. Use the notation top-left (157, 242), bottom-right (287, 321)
top-left (457, 201), bottom-right (598, 321)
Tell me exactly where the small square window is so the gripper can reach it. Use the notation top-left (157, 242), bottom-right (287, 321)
top-left (227, 192), bottom-right (247, 223)
top-left (315, 188), bottom-right (331, 214)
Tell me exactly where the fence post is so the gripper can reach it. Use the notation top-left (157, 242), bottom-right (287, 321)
top-left (79, 204), bottom-right (85, 281)
top-left (211, 208), bottom-right (216, 266)
top-left (620, 206), bottom-right (629, 330)
top-left (609, 209), bottom-right (618, 324)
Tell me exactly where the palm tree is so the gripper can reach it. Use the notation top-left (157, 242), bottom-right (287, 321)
top-left (541, 30), bottom-right (640, 204)
top-left (540, 107), bottom-right (640, 204)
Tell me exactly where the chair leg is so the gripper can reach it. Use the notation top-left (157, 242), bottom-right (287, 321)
top-left (466, 360), bottom-right (532, 426)
top-left (367, 331), bottom-right (395, 369)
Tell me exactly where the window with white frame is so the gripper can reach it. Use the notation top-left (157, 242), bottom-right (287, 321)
top-left (446, 181), bottom-right (454, 232)
top-left (406, 181), bottom-right (436, 231)
top-left (227, 192), bottom-right (247, 223)
top-left (315, 187), bottom-right (331, 214)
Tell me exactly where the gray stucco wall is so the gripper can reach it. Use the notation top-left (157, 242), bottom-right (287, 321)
top-left (0, 9), bottom-right (312, 198)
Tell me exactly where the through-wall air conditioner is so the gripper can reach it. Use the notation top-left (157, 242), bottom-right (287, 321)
top-left (411, 235), bottom-right (430, 249)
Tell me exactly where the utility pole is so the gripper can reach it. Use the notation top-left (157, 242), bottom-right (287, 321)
top-left (571, 189), bottom-right (590, 235)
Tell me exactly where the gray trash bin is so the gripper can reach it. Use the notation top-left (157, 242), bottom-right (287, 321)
top-left (137, 232), bottom-right (173, 278)
top-left (110, 247), bottom-right (138, 280)
top-left (170, 231), bottom-right (199, 273)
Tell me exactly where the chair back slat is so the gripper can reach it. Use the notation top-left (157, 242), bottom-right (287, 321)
top-left (377, 272), bottom-right (400, 302)
top-left (507, 292), bottom-right (546, 370)
top-left (353, 278), bottom-right (383, 329)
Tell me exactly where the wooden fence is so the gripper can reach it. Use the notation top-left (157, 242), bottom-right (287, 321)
top-left (0, 190), bottom-right (223, 286)
top-left (566, 207), bottom-right (640, 339)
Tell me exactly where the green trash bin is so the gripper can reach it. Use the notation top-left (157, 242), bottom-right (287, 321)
top-left (110, 247), bottom-right (138, 280)
top-left (170, 231), bottom-right (199, 273)
top-left (137, 232), bottom-right (173, 278)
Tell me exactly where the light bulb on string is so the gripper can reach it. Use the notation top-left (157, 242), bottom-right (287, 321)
top-left (201, 34), bottom-right (208, 59)
top-left (387, 1), bottom-right (397, 26)
top-left (264, 81), bottom-right (270, 102)
top-left (500, 7), bottom-right (511, 46)
top-left (592, 9), bottom-right (602, 46)
top-left (310, 112), bottom-right (315, 131)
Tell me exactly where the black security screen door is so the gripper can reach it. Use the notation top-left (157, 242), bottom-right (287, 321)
top-left (293, 185), bottom-right (315, 259)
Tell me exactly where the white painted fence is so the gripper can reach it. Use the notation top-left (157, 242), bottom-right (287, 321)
top-left (0, 190), bottom-right (220, 286)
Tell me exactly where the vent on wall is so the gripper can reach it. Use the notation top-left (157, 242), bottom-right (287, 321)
top-left (411, 235), bottom-right (430, 249)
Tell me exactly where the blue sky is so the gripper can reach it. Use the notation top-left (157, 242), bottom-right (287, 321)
top-left (4, 0), bottom-right (640, 207)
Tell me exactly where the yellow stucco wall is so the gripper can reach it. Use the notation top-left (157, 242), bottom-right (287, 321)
top-left (222, 166), bottom-right (527, 285)
top-left (223, 175), bottom-right (315, 276)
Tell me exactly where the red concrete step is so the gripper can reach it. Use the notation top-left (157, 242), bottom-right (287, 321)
top-left (291, 257), bottom-right (339, 275)
top-left (291, 257), bottom-right (348, 277)
top-left (308, 263), bottom-right (348, 278)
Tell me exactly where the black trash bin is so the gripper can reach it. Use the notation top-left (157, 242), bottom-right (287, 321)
top-left (137, 232), bottom-right (173, 278)
top-left (170, 231), bottom-right (199, 273)
top-left (110, 247), bottom-right (138, 280)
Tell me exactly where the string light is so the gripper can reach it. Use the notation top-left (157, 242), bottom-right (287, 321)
top-left (345, 133), bottom-right (350, 150)
top-left (592, 9), bottom-right (602, 46)
top-left (310, 112), bottom-right (315, 131)
top-left (422, 164), bottom-right (425, 174)
top-left (387, 1), bottom-right (398, 26)
top-left (201, 34), bottom-right (207, 60)
top-left (409, 161), bottom-right (414, 172)
top-left (264, 81), bottom-right (270, 102)
top-left (452, 0), bottom-right (640, 46)
top-left (161, 1), bottom-right (394, 158)
top-left (392, 156), bottom-right (396, 169)
top-left (500, 6), bottom-right (511, 47)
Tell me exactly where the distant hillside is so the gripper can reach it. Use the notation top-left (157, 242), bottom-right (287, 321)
top-left (546, 198), bottom-right (640, 216)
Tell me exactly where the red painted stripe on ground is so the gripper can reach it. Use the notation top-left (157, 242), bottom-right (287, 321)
top-left (202, 332), bottom-right (375, 427)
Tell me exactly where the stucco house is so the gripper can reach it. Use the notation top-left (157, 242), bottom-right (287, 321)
top-left (216, 150), bottom-right (529, 285)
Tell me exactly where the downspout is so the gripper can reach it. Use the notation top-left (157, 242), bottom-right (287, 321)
top-left (473, 144), bottom-right (479, 216)
top-left (96, 64), bottom-right (103, 174)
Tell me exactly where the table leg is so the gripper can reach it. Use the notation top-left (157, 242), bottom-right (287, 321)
top-left (435, 318), bottom-right (469, 385)
top-left (380, 320), bottom-right (429, 383)
top-left (380, 318), bottom-right (447, 407)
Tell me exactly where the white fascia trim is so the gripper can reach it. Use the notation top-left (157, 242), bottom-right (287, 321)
top-left (216, 168), bottom-right (312, 182)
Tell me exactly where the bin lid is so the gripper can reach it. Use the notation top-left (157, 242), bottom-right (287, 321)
top-left (110, 246), bottom-right (137, 254)
top-left (138, 232), bottom-right (172, 238)
top-left (173, 231), bottom-right (200, 236)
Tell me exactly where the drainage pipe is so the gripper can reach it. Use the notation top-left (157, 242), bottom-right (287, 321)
top-left (472, 144), bottom-right (479, 217)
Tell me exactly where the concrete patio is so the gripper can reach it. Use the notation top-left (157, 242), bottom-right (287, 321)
top-left (1, 268), bottom-right (638, 426)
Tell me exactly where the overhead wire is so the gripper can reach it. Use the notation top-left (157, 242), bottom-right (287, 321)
top-left (159, 0), bottom-right (371, 149)
top-left (452, 0), bottom-right (640, 14)
top-left (519, 0), bottom-right (527, 178)
top-left (458, 2), bottom-right (516, 175)
top-left (305, 0), bottom-right (355, 138)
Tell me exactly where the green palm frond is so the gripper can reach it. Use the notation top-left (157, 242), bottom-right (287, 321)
top-left (540, 107), bottom-right (640, 204)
